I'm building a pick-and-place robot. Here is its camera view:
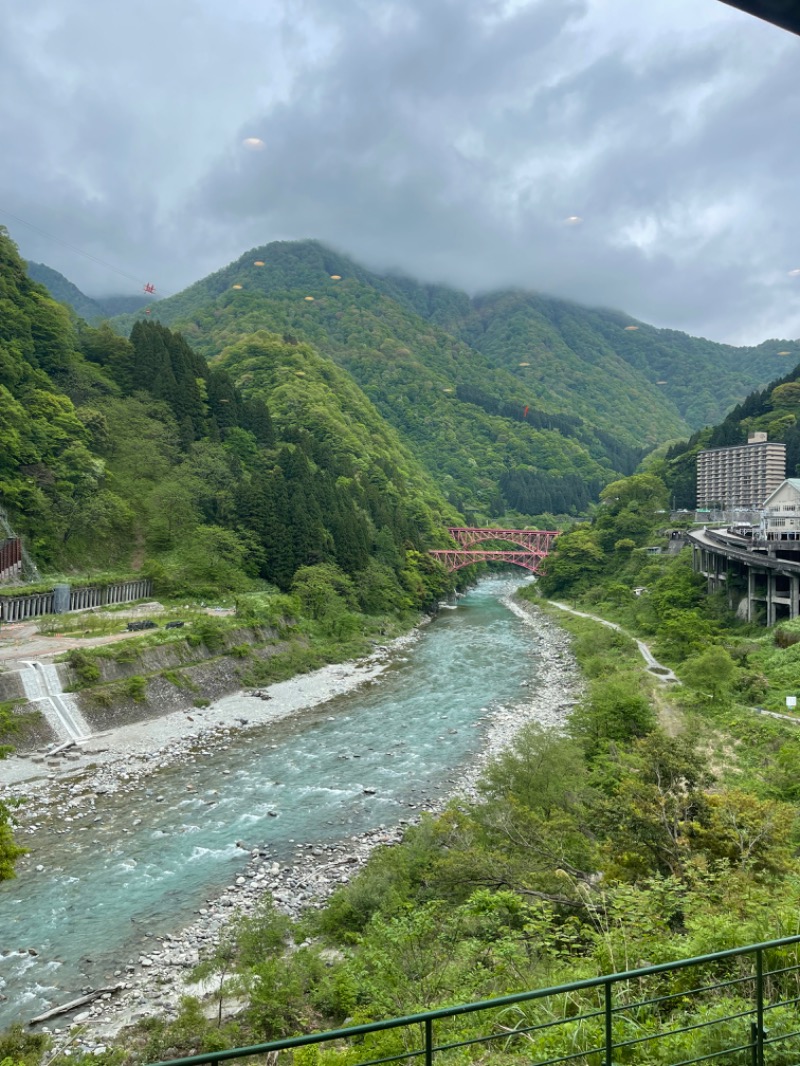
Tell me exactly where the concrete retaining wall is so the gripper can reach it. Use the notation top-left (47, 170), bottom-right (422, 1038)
top-left (1, 627), bottom-right (286, 751)
top-left (0, 578), bottom-right (153, 623)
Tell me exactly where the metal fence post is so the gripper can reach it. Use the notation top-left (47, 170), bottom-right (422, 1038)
top-left (605, 983), bottom-right (613, 1066)
top-left (756, 949), bottom-right (765, 1066)
top-left (425, 1017), bottom-right (433, 1066)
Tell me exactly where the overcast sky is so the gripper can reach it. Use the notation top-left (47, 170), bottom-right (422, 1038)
top-left (2, 0), bottom-right (799, 344)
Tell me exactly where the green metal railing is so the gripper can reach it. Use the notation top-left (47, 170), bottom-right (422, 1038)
top-left (149, 933), bottom-right (800, 1066)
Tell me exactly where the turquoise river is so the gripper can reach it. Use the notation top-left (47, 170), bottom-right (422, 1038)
top-left (0, 576), bottom-right (566, 1028)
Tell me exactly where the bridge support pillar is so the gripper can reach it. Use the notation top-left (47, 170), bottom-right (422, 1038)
top-left (767, 572), bottom-right (777, 627)
top-left (748, 568), bottom-right (756, 623)
top-left (792, 575), bottom-right (800, 621)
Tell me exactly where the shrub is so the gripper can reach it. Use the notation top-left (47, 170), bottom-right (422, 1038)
top-left (775, 628), bottom-right (800, 649)
top-left (162, 669), bottom-right (196, 691)
top-left (186, 616), bottom-right (227, 652)
top-left (125, 675), bottom-right (148, 702)
top-left (66, 649), bottom-right (101, 687)
top-left (0, 1025), bottom-right (47, 1066)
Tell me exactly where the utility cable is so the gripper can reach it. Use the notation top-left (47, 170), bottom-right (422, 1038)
top-left (0, 206), bottom-right (157, 292)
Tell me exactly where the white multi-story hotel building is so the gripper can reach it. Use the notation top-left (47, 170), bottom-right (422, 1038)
top-left (696, 432), bottom-right (786, 510)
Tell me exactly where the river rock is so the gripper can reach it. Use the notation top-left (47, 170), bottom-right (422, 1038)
top-left (9, 592), bottom-right (581, 1055)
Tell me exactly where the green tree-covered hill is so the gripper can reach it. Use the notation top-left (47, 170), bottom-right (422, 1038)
top-left (0, 228), bottom-right (457, 611)
top-left (448, 290), bottom-right (794, 432)
top-left (658, 353), bottom-right (800, 508)
top-left (109, 240), bottom-right (794, 521)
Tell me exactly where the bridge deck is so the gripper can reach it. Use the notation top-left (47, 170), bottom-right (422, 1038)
top-left (431, 528), bottom-right (559, 573)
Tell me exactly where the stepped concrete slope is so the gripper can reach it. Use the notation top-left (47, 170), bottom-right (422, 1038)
top-left (19, 659), bottom-right (91, 742)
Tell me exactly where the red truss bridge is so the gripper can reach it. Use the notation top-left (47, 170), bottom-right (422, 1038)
top-left (430, 527), bottom-right (560, 573)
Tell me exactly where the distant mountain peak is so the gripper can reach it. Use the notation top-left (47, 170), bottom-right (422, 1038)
top-left (25, 261), bottom-right (150, 322)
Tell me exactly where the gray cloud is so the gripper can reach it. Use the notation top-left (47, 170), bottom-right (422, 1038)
top-left (2, 0), bottom-right (799, 343)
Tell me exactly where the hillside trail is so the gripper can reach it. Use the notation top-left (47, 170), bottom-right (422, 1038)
top-left (547, 604), bottom-right (800, 735)
top-left (547, 602), bottom-right (679, 683)
top-left (547, 602), bottom-right (681, 736)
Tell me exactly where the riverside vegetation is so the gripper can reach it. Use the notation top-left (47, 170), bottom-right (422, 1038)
top-left (7, 470), bottom-right (800, 1065)
top-left (6, 228), bottom-right (800, 1062)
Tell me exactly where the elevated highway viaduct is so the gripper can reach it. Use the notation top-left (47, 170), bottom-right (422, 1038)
top-left (687, 527), bottom-right (800, 625)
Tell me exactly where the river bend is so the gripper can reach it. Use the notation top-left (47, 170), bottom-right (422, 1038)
top-left (0, 577), bottom-right (564, 1028)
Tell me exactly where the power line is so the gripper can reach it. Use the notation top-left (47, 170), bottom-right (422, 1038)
top-left (0, 206), bottom-right (152, 290)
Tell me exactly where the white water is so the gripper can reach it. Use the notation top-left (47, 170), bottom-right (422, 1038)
top-left (1, 578), bottom-right (567, 1028)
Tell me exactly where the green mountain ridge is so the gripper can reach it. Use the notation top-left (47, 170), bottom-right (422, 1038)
top-left (358, 272), bottom-right (794, 431)
top-left (30, 237), bottom-right (799, 522)
top-left (26, 261), bottom-right (149, 322)
top-left (100, 238), bottom-right (794, 519)
top-left (0, 227), bottom-right (457, 612)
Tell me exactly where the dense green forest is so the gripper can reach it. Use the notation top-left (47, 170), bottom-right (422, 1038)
top-left (87, 239), bottom-right (794, 521)
top-left (0, 227), bottom-right (458, 605)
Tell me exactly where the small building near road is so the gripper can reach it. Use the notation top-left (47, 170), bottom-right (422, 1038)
top-left (760, 478), bottom-right (800, 542)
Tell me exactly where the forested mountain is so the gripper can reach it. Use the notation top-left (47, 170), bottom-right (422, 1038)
top-left (26, 261), bottom-right (148, 321)
top-left (380, 279), bottom-right (797, 432)
top-left (108, 240), bottom-right (795, 521)
top-left (0, 227), bottom-right (456, 609)
top-left (658, 357), bottom-right (800, 508)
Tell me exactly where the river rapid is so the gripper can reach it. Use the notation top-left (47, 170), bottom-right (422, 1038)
top-left (0, 577), bottom-right (579, 1034)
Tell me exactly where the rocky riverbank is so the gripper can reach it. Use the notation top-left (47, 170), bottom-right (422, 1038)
top-left (0, 626), bottom-right (429, 792)
top-left (5, 597), bottom-right (581, 1053)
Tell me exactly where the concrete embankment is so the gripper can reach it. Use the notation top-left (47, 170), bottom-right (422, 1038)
top-left (0, 625), bottom-right (288, 752)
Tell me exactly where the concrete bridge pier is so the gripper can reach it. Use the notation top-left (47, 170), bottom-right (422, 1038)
top-left (747, 567), bottom-right (759, 623)
top-left (691, 529), bottom-right (800, 626)
top-left (744, 568), bottom-right (800, 624)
